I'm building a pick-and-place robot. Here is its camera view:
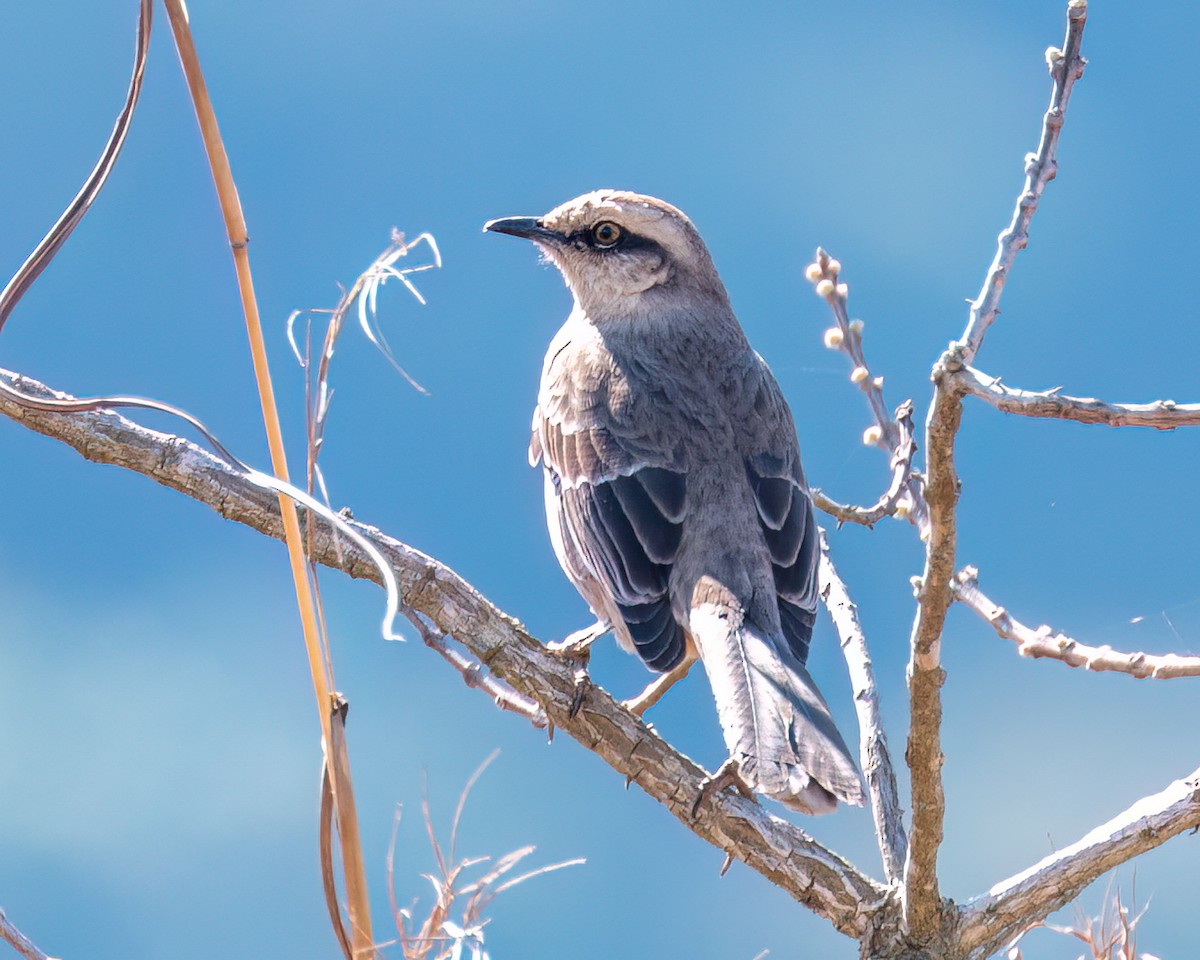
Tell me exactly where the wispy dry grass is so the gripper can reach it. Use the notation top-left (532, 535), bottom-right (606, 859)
top-left (381, 753), bottom-right (584, 960)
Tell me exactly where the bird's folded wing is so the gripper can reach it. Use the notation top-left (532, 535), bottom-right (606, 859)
top-left (741, 363), bottom-right (822, 666)
top-left (533, 407), bottom-right (690, 672)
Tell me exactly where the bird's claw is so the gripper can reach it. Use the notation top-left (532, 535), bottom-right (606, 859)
top-left (566, 665), bottom-right (590, 719)
top-left (690, 757), bottom-right (755, 819)
top-left (547, 621), bottom-right (607, 719)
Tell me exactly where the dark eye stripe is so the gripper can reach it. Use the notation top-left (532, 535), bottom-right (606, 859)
top-left (565, 227), bottom-right (664, 259)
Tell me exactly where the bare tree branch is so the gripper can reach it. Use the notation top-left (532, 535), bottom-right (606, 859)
top-left (0, 366), bottom-right (888, 938)
top-left (958, 766), bottom-right (1200, 960)
top-left (902, 360), bottom-right (961, 940)
top-left (952, 567), bottom-right (1200, 679)
top-left (902, 4), bottom-right (1089, 938)
top-left (957, 0), bottom-right (1088, 364)
top-left (956, 365), bottom-right (1200, 430)
top-left (0, 910), bottom-right (54, 960)
top-left (819, 529), bottom-right (908, 886)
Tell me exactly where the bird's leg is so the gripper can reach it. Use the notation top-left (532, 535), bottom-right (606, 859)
top-left (546, 620), bottom-right (609, 719)
top-left (622, 657), bottom-right (695, 717)
top-left (690, 757), bottom-right (755, 818)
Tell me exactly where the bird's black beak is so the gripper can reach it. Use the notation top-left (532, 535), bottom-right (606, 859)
top-left (483, 216), bottom-right (564, 244)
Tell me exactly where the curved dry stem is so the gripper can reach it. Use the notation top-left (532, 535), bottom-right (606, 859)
top-left (0, 911), bottom-right (53, 960)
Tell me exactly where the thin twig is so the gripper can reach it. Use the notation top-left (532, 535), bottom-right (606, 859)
top-left (804, 252), bottom-right (929, 533)
top-left (959, 766), bottom-right (1200, 960)
top-left (405, 612), bottom-right (548, 728)
top-left (818, 529), bottom-right (908, 885)
top-left (956, 366), bottom-right (1200, 429)
top-left (811, 401), bottom-right (919, 528)
top-left (0, 911), bottom-right (55, 960)
top-left (957, 0), bottom-right (1089, 364)
top-left (0, 367), bottom-right (888, 939)
top-left (952, 567), bottom-right (1200, 679)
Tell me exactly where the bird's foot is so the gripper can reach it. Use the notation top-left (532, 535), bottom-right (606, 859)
top-left (690, 757), bottom-right (755, 818)
top-left (546, 620), bottom-right (608, 660)
top-left (546, 620), bottom-right (608, 719)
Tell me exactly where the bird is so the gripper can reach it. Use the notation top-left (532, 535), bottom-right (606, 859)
top-left (485, 190), bottom-right (863, 815)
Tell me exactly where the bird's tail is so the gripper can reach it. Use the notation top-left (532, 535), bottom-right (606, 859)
top-left (689, 577), bottom-right (863, 814)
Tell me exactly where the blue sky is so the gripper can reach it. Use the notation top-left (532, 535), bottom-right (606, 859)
top-left (1, 2), bottom-right (1198, 958)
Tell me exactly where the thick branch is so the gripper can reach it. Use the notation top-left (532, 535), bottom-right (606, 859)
top-left (957, 0), bottom-right (1088, 364)
top-left (819, 530), bottom-right (908, 886)
top-left (903, 3), bottom-right (1089, 937)
top-left (0, 367), bottom-right (887, 937)
top-left (958, 766), bottom-right (1200, 960)
top-left (952, 567), bottom-right (1200, 679)
top-left (902, 358), bottom-right (962, 940)
top-left (956, 366), bottom-right (1200, 429)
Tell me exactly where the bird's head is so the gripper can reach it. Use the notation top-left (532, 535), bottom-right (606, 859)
top-left (485, 190), bottom-right (729, 322)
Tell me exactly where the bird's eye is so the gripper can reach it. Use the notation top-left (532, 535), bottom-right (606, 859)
top-left (591, 221), bottom-right (623, 248)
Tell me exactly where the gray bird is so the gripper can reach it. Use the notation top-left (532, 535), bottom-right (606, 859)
top-left (485, 190), bottom-right (863, 814)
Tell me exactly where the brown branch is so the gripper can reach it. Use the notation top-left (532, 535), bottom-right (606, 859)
top-left (902, 357), bottom-right (961, 940)
top-left (811, 401), bottom-right (918, 529)
top-left (957, 0), bottom-right (1088, 364)
top-left (958, 766), bottom-right (1200, 960)
top-left (956, 366), bottom-right (1200, 430)
top-left (903, 3), bottom-right (1089, 938)
top-left (952, 567), bottom-right (1200, 679)
top-left (818, 530), bottom-right (908, 885)
top-left (0, 366), bottom-right (888, 938)
top-left (0, 910), bottom-right (55, 960)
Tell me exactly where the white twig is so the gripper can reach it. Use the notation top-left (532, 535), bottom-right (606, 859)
top-left (959, 765), bottom-right (1200, 960)
top-left (953, 567), bottom-right (1200, 679)
top-left (957, 0), bottom-right (1088, 364)
top-left (819, 530), bottom-right (908, 885)
top-left (957, 366), bottom-right (1200, 429)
